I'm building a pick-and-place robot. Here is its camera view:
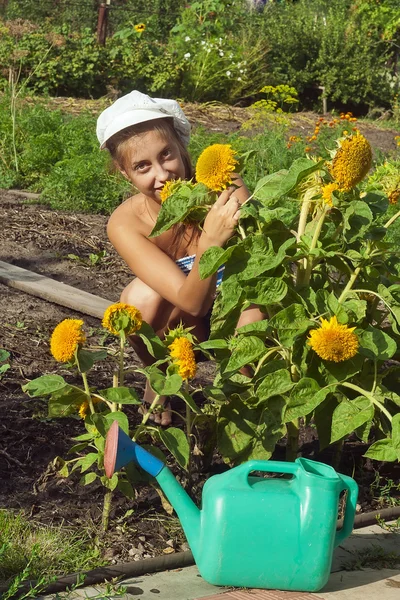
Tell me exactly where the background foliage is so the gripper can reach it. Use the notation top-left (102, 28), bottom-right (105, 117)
top-left (0, 0), bottom-right (399, 110)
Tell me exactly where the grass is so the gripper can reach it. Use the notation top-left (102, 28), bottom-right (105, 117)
top-left (343, 545), bottom-right (400, 571)
top-left (0, 510), bottom-right (105, 586)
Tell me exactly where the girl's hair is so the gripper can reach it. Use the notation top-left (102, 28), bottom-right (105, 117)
top-left (106, 118), bottom-right (198, 258)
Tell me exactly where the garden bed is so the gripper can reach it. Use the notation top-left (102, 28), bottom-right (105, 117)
top-left (1, 110), bottom-right (400, 573)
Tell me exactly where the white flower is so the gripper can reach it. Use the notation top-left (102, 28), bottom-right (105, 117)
top-left (239, 69), bottom-right (244, 74)
top-left (201, 40), bottom-right (206, 45)
top-left (219, 50), bottom-right (224, 56)
top-left (185, 36), bottom-right (191, 42)
top-left (226, 70), bottom-right (231, 77)
top-left (184, 52), bottom-right (191, 59)
top-left (238, 77), bottom-right (242, 81)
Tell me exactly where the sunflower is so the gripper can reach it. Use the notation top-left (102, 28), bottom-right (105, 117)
top-left (195, 144), bottom-right (239, 192)
top-left (330, 134), bottom-right (372, 191)
top-left (308, 316), bottom-right (359, 362)
top-left (134, 23), bottom-right (146, 33)
top-left (102, 303), bottom-right (143, 336)
top-left (388, 189), bottom-right (400, 205)
top-left (169, 337), bottom-right (197, 380)
top-left (50, 319), bottom-right (86, 363)
top-left (321, 182), bottom-right (339, 207)
top-left (78, 397), bottom-right (102, 419)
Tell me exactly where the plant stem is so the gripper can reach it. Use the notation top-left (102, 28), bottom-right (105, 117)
top-left (384, 209), bottom-right (400, 229)
top-left (102, 488), bottom-right (113, 531)
top-left (337, 266), bottom-right (361, 304)
top-left (119, 335), bottom-right (125, 387)
top-left (295, 196), bottom-right (312, 287)
top-left (238, 223), bottom-right (246, 239)
top-left (185, 381), bottom-right (192, 476)
top-left (81, 372), bottom-right (95, 414)
top-left (340, 382), bottom-right (393, 423)
top-left (133, 394), bottom-right (161, 441)
top-left (302, 204), bottom-right (328, 285)
top-left (286, 419), bottom-right (299, 462)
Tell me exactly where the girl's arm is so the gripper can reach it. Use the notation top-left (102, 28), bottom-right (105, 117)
top-left (108, 187), bottom-right (243, 316)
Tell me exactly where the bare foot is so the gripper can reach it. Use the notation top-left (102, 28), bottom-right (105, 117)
top-left (138, 397), bottom-right (172, 426)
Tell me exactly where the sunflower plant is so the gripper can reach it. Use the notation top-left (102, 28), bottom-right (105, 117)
top-left (22, 308), bottom-right (203, 530)
top-left (167, 133), bottom-right (400, 465)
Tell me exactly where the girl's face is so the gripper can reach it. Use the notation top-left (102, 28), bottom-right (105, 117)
top-left (120, 129), bottom-right (186, 203)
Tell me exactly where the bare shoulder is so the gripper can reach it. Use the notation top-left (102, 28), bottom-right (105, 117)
top-left (107, 193), bottom-right (149, 238)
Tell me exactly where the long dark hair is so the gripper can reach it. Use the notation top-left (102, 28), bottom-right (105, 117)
top-left (106, 118), bottom-right (199, 258)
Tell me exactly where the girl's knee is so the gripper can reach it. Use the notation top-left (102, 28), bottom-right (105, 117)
top-left (120, 279), bottom-right (171, 329)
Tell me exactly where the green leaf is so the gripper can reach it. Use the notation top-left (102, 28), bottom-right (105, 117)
top-left (22, 374), bottom-right (67, 397)
top-left (68, 442), bottom-right (89, 454)
top-left (235, 319), bottom-right (269, 337)
top-left (331, 397), bottom-right (374, 444)
top-left (392, 413), bottom-right (400, 450)
top-left (279, 157), bottom-right (324, 196)
top-left (48, 385), bottom-right (88, 417)
top-left (284, 378), bottom-right (330, 422)
top-left (244, 277), bottom-right (288, 307)
top-left (218, 396), bottom-right (257, 460)
top-left (222, 336), bottom-right (266, 376)
top-left (149, 370), bottom-right (183, 395)
top-left (358, 325), bottom-right (397, 360)
top-left (253, 170), bottom-right (288, 204)
top-left (197, 339), bottom-right (229, 351)
top-left (117, 479), bottom-right (135, 499)
top-left (101, 387), bottom-right (141, 404)
top-left (157, 427), bottom-right (190, 469)
top-left (256, 369), bottom-right (295, 404)
top-left (175, 389), bottom-right (202, 414)
top-left (149, 182), bottom-right (208, 237)
top-left (76, 349), bottom-right (94, 373)
top-left (364, 439), bottom-right (399, 462)
top-left (137, 322), bottom-right (168, 359)
top-left (0, 349), bottom-right (10, 362)
top-left (199, 245), bottom-right (236, 279)
top-left (79, 452), bottom-right (98, 473)
top-left (319, 353), bottom-right (364, 385)
top-left (104, 412), bottom-right (130, 436)
top-left (80, 472), bottom-right (97, 486)
top-left (343, 201), bottom-right (373, 243)
top-left (269, 304), bottom-right (314, 347)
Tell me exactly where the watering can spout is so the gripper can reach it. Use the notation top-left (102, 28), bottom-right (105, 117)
top-left (104, 421), bottom-right (201, 559)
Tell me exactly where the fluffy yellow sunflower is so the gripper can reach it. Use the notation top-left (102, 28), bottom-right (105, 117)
top-left (50, 319), bottom-right (86, 363)
top-left (169, 337), bottom-right (197, 380)
top-left (102, 303), bottom-right (143, 336)
top-left (330, 134), bottom-right (372, 191)
top-left (195, 144), bottom-right (239, 192)
top-left (321, 182), bottom-right (339, 207)
top-left (308, 316), bottom-right (359, 362)
top-left (78, 397), bottom-right (102, 419)
top-left (134, 23), bottom-right (146, 33)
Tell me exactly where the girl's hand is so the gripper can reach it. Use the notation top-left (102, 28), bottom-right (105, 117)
top-left (202, 187), bottom-right (241, 247)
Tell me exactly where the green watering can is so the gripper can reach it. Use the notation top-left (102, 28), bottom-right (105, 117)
top-left (104, 421), bottom-right (358, 592)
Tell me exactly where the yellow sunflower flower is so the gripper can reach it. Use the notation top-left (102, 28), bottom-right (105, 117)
top-left (308, 316), bottom-right (359, 362)
top-left (50, 319), bottom-right (86, 363)
top-left (134, 23), bottom-right (145, 33)
top-left (78, 397), bottom-right (102, 419)
top-left (102, 303), bottom-right (143, 336)
top-left (169, 337), bottom-right (197, 380)
top-left (330, 134), bottom-right (372, 191)
top-left (388, 189), bottom-right (400, 205)
top-left (195, 144), bottom-right (239, 192)
top-left (321, 182), bottom-right (339, 207)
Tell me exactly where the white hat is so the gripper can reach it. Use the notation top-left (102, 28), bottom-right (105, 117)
top-left (96, 90), bottom-right (191, 149)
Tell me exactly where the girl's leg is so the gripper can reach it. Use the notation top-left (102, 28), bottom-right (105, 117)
top-left (121, 278), bottom-right (174, 425)
top-left (236, 305), bottom-right (266, 377)
top-left (120, 279), bottom-right (208, 425)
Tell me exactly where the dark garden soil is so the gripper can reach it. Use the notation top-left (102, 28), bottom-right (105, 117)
top-left (1, 107), bottom-right (400, 577)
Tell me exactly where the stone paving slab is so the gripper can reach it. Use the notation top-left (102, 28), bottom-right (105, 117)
top-left (39, 524), bottom-right (399, 600)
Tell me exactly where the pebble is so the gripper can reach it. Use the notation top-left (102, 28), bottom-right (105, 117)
top-left (166, 539), bottom-right (174, 547)
top-left (138, 535), bottom-right (146, 542)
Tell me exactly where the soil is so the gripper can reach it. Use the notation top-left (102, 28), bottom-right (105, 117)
top-left (1, 108), bottom-right (400, 579)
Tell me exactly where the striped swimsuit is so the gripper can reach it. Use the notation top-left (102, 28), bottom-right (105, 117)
top-left (176, 254), bottom-right (224, 287)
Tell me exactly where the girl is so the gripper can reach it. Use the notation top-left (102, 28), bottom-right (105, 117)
top-left (97, 90), bottom-right (263, 425)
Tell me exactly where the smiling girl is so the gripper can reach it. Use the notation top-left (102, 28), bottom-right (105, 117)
top-left (97, 90), bottom-right (263, 425)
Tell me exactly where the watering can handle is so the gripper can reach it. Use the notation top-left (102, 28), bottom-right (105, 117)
top-left (239, 460), bottom-right (300, 484)
top-left (334, 474), bottom-right (359, 547)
